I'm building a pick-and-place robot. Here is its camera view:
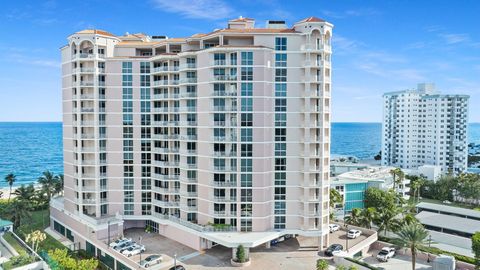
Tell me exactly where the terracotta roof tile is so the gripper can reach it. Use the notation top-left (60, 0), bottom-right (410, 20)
top-left (230, 17), bottom-right (255, 22)
top-left (297, 16), bottom-right (325, 23)
top-left (76, 29), bottom-right (116, 37)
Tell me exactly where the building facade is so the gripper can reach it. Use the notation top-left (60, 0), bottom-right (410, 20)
top-left (382, 83), bottom-right (469, 174)
top-left (51, 16), bottom-right (334, 261)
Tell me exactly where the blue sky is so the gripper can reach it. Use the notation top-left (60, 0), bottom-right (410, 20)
top-left (0, 0), bottom-right (479, 122)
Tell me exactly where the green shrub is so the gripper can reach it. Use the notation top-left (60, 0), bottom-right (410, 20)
top-left (236, 244), bottom-right (246, 263)
top-left (316, 259), bottom-right (329, 270)
top-left (345, 257), bottom-right (379, 270)
top-left (1, 254), bottom-right (35, 270)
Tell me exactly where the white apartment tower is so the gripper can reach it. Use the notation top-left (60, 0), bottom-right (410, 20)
top-left (51, 17), bottom-right (333, 266)
top-left (382, 83), bottom-right (469, 174)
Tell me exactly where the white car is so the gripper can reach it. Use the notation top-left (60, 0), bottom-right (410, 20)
top-left (109, 238), bottom-right (132, 248)
top-left (329, 224), bottom-right (340, 233)
top-left (139, 254), bottom-right (163, 268)
top-left (376, 247), bottom-right (396, 262)
top-left (122, 244), bottom-right (146, 257)
top-left (347, 229), bottom-right (362, 239)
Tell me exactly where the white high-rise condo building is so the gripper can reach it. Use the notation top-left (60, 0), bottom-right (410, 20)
top-left (51, 17), bottom-right (333, 266)
top-left (382, 83), bottom-right (469, 174)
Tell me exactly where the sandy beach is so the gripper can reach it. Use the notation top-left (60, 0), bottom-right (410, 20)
top-left (0, 184), bottom-right (42, 200)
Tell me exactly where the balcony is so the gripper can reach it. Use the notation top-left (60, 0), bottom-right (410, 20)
top-left (79, 81), bottom-right (94, 87)
top-left (74, 67), bottom-right (95, 73)
top-left (181, 191), bottom-right (198, 197)
top-left (213, 59), bottom-right (226, 66)
top-left (212, 196), bottom-right (237, 202)
top-left (153, 160), bottom-right (180, 167)
top-left (213, 75), bottom-right (237, 81)
top-left (180, 204), bottom-right (197, 211)
top-left (212, 91), bottom-right (237, 97)
top-left (179, 78), bottom-right (197, 84)
top-left (153, 200), bottom-right (180, 208)
top-left (211, 181), bottom-right (237, 187)
top-left (180, 92), bottom-right (197, 98)
top-left (180, 135), bottom-right (197, 140)
top-left (180, 63), bottom-right (197, 70)
top-left (152, 173), bottom-right (179, 181)
top-left (153, 186), bottom-right (180, 194)
top-left (214, 121), bottom-right (226, 127)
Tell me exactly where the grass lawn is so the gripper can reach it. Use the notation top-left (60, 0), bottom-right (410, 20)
top-left (0, 207), bottom-right (66, 252)
top-left (2, 232), bottom-right (28, 255)
top-left (14, 208), bottom-right (66, 252)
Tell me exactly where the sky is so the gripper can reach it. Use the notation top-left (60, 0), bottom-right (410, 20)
top-left (0, 0), bottom-right (479, 122)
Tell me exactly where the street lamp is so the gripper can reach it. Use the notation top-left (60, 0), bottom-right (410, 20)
top-left (107, 220), bottom-right (111, 247)
top-left (138, 236), bottom-right (143, 269)
top-left (173, 253), bottom-right (177, 269)
top-left (427, 235), bottom-right (432, 263)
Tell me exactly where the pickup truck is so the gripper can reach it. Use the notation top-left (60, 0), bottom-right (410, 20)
top-left (376, 247), bottom-right (396, 262)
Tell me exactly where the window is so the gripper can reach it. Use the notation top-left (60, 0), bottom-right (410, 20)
top-left (275, 37), bottom-right (287, 51)
top-left (275, 83), bottom-right (286, 97)
top-left (241, 52), bottom-right (253, 65)
top-left (241, 83), bottom-right (253, 96)
top-left (241, 67), bottom-right (253, 81)
top-left (275, 69), bottom-right (287, 82)
top-left (122, 62), bottom-right (132, 73)
top-left (241, 129), bottom-right (252, 142)
top-left (275, 53), bottom-right (287, 67)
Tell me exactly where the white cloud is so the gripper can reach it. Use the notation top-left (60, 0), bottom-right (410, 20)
top-left (3, 52), bottom-right (60, 68)
top-left (152, 0), bottom-right (233, 20)
top-left (439, 33), bottom-right (470, 44)
top-left (322, 8), bottom-right (380, 19)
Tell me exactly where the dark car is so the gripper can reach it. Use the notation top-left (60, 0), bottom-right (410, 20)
top-left (169, 265), bottom-right (186, 270)
top-left (324, 244), bottom-right (343, 256)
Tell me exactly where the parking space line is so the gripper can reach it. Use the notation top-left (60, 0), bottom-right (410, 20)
top-left (178, 251), bottom-right (202, 262)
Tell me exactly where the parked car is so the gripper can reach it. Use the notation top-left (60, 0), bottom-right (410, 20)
top-left (140, 254), bottom-right (163, 268)
top-left (109, 238), bottom-right (131, 248)
top-left (114, 240), bottom-right (134, 251)
top-left (329, 224), bottom-right (340, 233)
top-left (376, 247), bottom-right (396, 262)
top-left (347, 229), bottom-right (362, 239)
top-left (324, 244), bottom-right (343, 256)
top-left (169, 265), bottom-right (186, 270)
top-left (122, 244), bottom-right (146, 257)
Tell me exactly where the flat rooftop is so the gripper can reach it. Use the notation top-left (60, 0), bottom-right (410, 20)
top-left (416, 202), bottom-right (480, 219)
top-left (338, 166), bottom-right (395, 182)
top-left (416, 211), bottom-right (480, 235)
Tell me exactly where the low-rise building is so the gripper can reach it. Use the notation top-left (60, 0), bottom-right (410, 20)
top-left (416, 202), bottom-right (480, 238)
top-left (331, 166), bottom-right (410, 214)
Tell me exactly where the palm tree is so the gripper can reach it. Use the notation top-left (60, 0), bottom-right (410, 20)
top-left (54, 174), bottom-right (64, 195)
top-left (394, 223), bottom-right (430, 270)
top-left (359, 207), bottom-right (377, 229)
top-left (389, 168), bottom-right (405, 192)
top-left (402, 213), bottom-right (418, 226)
top-left (410, 176), bottom-right (426, 203)
top-left (3, 199), bottom-right (32, 227)
top-left (344, 208), bottom-right (362, 226)
top-left (316, 259), bottom-right (329, 270)
top-left (375, 207), bottom-right (401, 236)
top-left (4, 173), bottom-right (16, 202)
top-left (329, 188), bottom-right (343, 220)
top-left (13, 184), bottom-right (36, 202)
top-left (37, 171), bottom-right (57, 203)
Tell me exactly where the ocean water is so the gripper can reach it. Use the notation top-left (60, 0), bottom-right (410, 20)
top-left (0, 122), bottom-right (478, 187)
top-left (0, 122), bottom-right (63, 188)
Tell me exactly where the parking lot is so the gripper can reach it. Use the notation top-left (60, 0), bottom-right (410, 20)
top-left (327, 228), bottom-right (369, 253)
top-left (122, 228), bottom-right (198, 269)
top-left (119, 227), bottom-right (375, 270)
top-left (362, 251), bottom-right (433, 270)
